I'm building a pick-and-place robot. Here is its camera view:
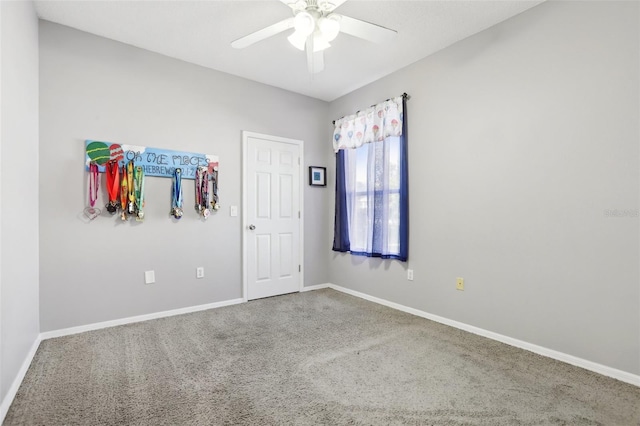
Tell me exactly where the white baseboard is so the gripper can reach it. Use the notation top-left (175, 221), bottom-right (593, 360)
top-left (0, 335), bottom-right (42, 424)
top-left (300, 283), bottom-right (331, 292)
top-left (40, 298), bottom-right (245, 340)
top-left (314, 283), bottom-right (640, 388)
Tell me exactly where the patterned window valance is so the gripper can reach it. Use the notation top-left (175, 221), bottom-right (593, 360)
top-left (332, 96), bottom-right (404, 153)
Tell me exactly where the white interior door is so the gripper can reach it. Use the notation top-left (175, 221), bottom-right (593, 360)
top-left (243, 132), bottom-right (303, 301)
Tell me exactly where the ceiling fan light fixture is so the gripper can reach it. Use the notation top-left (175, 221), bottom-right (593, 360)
top-left (293, 11), bottom-right (315, 37)
top-left (287, 30), bottom-right (307, 50)
top-left (318, 14), bottom-right (341, 42)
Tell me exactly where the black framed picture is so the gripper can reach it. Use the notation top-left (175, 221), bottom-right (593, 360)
top-left (309, 166), bottom-right (326, 187)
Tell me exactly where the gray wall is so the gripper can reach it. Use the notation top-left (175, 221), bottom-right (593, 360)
top-left (327, 0), bottom-right (639, 375)
top-left (1, 0), bottom-right (40, 402)
top-left (39, 22), bottom-right (331, 332)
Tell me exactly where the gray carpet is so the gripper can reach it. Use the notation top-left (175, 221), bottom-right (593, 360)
top-left (5, 289), bottom-right (639, 425)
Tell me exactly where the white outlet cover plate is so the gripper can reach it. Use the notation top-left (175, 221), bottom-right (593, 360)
top-left (144, 270), bottom-right (155, 284)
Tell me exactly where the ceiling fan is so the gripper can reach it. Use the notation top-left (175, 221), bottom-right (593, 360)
top-left (231, 0), bottom-right (397, 74)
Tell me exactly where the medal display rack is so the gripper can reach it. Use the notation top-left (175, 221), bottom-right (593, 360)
top-left (85, 140), bottom-right (219, 221)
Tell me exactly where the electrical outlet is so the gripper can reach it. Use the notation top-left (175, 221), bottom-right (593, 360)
top-left (196, 267), bottom-right (205, 279)
top-left (456, 277), bottom-right (464, 291)
top-left (145, 270), bottom-right (155, 285)
top-left (407, 269), bottom-right (414, 281)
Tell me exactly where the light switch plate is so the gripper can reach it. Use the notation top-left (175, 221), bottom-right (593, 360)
top-left (145, 270), bottom-right (155, 284)
top-left (230, 205), bottom-right (238, 217)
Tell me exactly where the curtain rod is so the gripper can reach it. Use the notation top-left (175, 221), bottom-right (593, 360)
top-left (332, 92), bottom-right (410, 125)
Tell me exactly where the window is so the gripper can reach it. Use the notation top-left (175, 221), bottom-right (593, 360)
top-left (332, 96), bottom-right (408, 261)
top-left (346, 137), bottom-right (401, 255)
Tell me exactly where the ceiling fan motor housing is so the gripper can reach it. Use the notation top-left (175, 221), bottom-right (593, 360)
top-left (291, 1), bottom-right (338, 14)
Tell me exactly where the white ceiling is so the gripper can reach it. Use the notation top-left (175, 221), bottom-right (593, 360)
top-left (34, 0), bottom-right (543, 102)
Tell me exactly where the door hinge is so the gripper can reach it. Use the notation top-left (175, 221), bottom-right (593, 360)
top-left (299, 265), bottom-right (301, 272)
top-left (298, 157), bottom-right (300, 165)
top-left (298, 211), bottom-right (300, 218)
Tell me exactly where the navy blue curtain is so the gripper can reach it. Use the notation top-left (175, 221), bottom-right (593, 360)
top-left (332, 149), bottom-right (350, 252)
top-left (398, 96), bottom-right (409, 261)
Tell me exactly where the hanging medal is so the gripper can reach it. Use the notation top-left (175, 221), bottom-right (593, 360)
top-left (120, 164), bottom-right (129, 221)
top-left (127, 161), bottom-right (136, 215)
top-left (84, 162), bottom-right (101, 220)
top-left (195, 167), bottom-right (203, 216)
top-left (105, 160), bottom-right (120, 215)
top-left (171, 168), bottom-right (183, 219)
top-left (134, 165), bottom-right (145, 221)
top-left (210, 166), bottom-right (220, 211)
top-left (195, 167), bottom-right (210, 219)
top-left (201, 167), bottom-right (210, 219)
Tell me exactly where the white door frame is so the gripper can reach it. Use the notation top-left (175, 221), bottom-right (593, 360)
top-left (242, 131), bottom-right (304, 302)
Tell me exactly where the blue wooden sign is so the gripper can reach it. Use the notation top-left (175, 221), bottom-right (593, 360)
top-left (85, 140), bottom-right (218, 179)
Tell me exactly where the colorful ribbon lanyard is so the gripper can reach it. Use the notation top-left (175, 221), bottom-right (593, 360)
top-left (211, 167), bottom-right (220, 211)
top-left (195, 167), bottom-right (210, 219)
top-left (134, 166), bottom-right (145, 220)
top-left (172, 168), bottom-right (183, 219)
top-left (120, 164), bottom-right (129, 220)
top-left (105, 160), bottom-right (120, 214)
top-left (84, 162), bottom-right (100, 220)
top-left (127, 161), bottom-right (135, 214)
top-left (201, 168), bottom-right (210, 218)
top-left (195, 168), bottom-right (201, 212)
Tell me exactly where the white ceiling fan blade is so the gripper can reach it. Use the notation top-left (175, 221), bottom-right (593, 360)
top-left (231, 17), bottom-right (294, 49)
top-left (339, 15), bottom-right (397, 44)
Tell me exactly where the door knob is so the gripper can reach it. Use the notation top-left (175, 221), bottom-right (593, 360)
top-left (248, 224), bottom-right (256, 230)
